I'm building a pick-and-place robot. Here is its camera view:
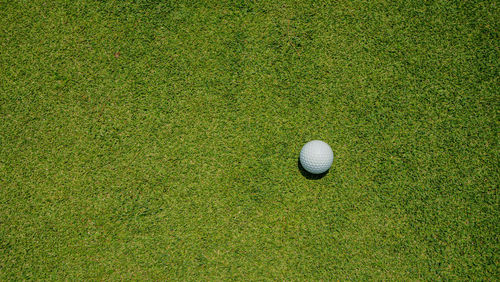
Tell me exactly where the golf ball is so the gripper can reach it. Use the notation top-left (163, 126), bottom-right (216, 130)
top-left (299, 140), bottom-right (334, 174)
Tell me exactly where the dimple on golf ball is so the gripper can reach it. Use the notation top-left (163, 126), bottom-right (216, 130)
top-left (299, 140), bottom-right (334, 174)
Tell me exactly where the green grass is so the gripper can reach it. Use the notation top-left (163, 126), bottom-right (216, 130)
top-left (0, 0), bottom-right (498, 279)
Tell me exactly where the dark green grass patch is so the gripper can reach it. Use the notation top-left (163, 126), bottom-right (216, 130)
top-left (0, 0), bottom-right (498, 280)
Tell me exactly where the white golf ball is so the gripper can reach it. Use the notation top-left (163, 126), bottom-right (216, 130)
top-left (299, 140), bottom-right (334, 174)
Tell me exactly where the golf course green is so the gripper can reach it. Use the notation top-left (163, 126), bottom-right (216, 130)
top-left (0, 0), bottom-right (497, 279)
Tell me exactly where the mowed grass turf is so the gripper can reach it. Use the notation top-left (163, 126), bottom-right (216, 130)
top-left (0, 0), bottom-right (498, 279)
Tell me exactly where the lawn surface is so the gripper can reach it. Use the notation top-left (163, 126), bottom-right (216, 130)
top-left (0, 0), bottom-right (498, 280)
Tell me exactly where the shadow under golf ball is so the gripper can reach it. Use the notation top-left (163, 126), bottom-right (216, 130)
top-left (297, 158), bottom-right (329, 180)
